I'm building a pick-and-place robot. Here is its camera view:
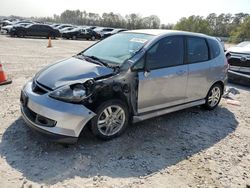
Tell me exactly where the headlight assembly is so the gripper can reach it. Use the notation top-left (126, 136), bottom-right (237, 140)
top-left (49, 84), bottom-right (89, 103)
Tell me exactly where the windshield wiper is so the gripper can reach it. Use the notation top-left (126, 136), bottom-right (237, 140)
top-left (83, 55), bottom-right (109, 67)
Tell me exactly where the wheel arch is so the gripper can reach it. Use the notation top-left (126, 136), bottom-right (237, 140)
top-left (85, 89), bottom-right (130, 114)
top-left (210, 80), bottom-right (225, 95)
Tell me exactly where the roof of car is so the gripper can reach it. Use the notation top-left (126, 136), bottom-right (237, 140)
top-left (125, 29), bottom-right (209, 38)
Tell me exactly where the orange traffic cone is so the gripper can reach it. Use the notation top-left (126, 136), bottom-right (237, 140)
top-left (47, 37), bottom-right (52, 48)
top-left (0, 63), bottom-right (12, 86)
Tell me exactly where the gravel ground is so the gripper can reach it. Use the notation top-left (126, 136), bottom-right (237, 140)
top-left (0, 35), bottom-right (249, 188)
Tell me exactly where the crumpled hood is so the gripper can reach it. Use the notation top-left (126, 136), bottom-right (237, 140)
top-left (36, 57), bottom-right (113, 90)
top-left (228, 46), bottom-right (250, 54)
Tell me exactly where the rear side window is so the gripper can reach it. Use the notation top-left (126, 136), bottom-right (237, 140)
top-left (40, 25), bottom-right (49, 30)
top-left (187, 37), bottom-right (209, 63)
top-left (30, 25), bottom-right (38, 29)
top-left (207, 39), bottom-right (221, 59)
top-left (147, 36), bottom-right (184, 70)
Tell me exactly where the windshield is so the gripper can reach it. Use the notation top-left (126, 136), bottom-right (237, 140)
top-left (82, 33), bottom-right (153, 65)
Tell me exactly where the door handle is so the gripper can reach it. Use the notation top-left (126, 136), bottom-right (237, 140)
top-left (176, 70), bottom-right (186, 75)
top-left (144, 71), bottom-right (150, 78)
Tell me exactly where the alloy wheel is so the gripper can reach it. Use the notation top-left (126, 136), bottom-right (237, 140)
top-left (208, 86), bottom-right (221, 107)
top-left (97, 105), bottom-right (125, 136)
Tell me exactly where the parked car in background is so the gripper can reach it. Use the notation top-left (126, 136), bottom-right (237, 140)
top-left (94, 27), bottom-right (114, 38)
top-left (9, 24), bottom-right (60, 38)
top-left (59, 26), bottom-right (77, 33)
top-left (1, 20), bottom-right (13, 27)
top-left (216, 37), bottom-right (225, 51)
top-left (55, 24), bottom-right (73, 31)
top-left (2, 22), bottom-right (32, 33)
top-left (102, 28), bottom-right (128, 39)
top-left (61, 28), bottom-right (100, 40)
top-left (20, 30), bottom-right (227, 143)
top-left (86, 26), bottom-right (97, 30)
top-left (50, 23), bottom-right (61, 28)
top-left (226, 41), bottom-right (250, 86)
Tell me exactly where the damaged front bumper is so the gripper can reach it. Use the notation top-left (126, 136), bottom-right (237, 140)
top-left (20, 81), bottom-right (96, 143)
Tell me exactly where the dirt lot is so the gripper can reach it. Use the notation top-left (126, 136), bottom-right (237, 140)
top-left (0, 35), bottom-right (249, 188)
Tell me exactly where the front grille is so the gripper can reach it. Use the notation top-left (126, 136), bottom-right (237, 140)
top-left (229, 52), bottom-right (250, 66)
top-left (20, 90), bottom-right (28, 106)
top-left (32, 81), bottom-right (48, 95)
top-left (23, 106), bottom-right (56, 127)
top-left (228, 57), bottom-right (250, 68)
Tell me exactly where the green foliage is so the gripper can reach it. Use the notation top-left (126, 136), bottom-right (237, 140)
top-left (229, 16), bottom-right (250, 43)
top-left (37, 10), bottom-right (161, 30)
top-left (174, 15), bottom-right (212, 35)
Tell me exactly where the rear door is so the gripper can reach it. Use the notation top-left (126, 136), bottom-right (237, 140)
top-left (79, 29), bottom-right (87, 38)
top-left (85, 29), bottom-right (92, 39)
top-left (137, 36), bottom-right (188, 113)
top-left (185, 36), bottom-right (211, 102)
top-left (39, 25), bottom-right (49, 36)
top-left (26, 25), bottom-right (40, 36)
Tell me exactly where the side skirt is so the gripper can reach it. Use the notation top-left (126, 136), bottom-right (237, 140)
top-left (133, 99), bottom-right (205, 123)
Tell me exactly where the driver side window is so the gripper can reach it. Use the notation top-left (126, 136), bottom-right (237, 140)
top-left (147, 36), bottom-right (184, 70)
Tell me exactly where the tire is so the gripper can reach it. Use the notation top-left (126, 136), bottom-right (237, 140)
top-left (91, 99), bottom-right (129, 140)
top-left (72, 35), bottom-right (77, 40)
top-left (91, 36), bottom-right (96, 41)
top-left (17, 31), bottom-right (24, 38)
top-left (203, 83), bottom-right (223, 110)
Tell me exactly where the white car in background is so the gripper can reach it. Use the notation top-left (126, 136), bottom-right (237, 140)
top-left (94, 27), bottom-right (114, 38)
top-left (226, 41), bottom-right (250, 86)
top-left (2, 22), bottom-right (33, 33)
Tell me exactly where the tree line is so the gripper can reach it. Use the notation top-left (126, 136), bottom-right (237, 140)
top-left (35, 10), bottom-right (161, 30)
top-left (174, 13), bottom-right (250, 42)
top-left (32, 10), bottom-right (250, 43)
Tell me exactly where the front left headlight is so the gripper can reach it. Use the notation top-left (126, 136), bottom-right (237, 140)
top-left (49, 84), bottom-right (88, 103)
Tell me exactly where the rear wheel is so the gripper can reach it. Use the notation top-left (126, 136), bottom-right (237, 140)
top-left (203, 83), bottom-right (222, 110)
top-left (91, 36), bottom-right (96, 41)
top-left (72, 35), bottom-right (77, 40)
top-left (91, 100), bottom-right (129, 140)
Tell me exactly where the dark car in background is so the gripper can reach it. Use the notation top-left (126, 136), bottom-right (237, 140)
top-left (9, 24), bottom-right (60, 38)
top-left (102, 28), bottom-right (128, 39)
top-left (62, 28), bottom-right (100, 40)
top-left (226, 41), bottom-right (250, 86)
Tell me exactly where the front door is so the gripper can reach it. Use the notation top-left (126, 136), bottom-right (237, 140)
top-left (137, 36), bottom-right (188, 114)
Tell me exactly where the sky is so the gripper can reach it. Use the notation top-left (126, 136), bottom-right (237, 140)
top-left (1, 0), bottom-right (250, 24)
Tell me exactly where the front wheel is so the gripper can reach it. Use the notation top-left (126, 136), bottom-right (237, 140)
top-left (17, 31), bottom-right (24, 37)
top-left (203, 83), bottom-right (222, 110)
top-left (91, 100), bottom-right (129, 140)
top-left (91, 36), bottom-right (96, 41)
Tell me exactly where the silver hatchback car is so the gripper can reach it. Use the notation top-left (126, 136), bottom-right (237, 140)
top-left (20, 30), bottom-right (228, 143)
